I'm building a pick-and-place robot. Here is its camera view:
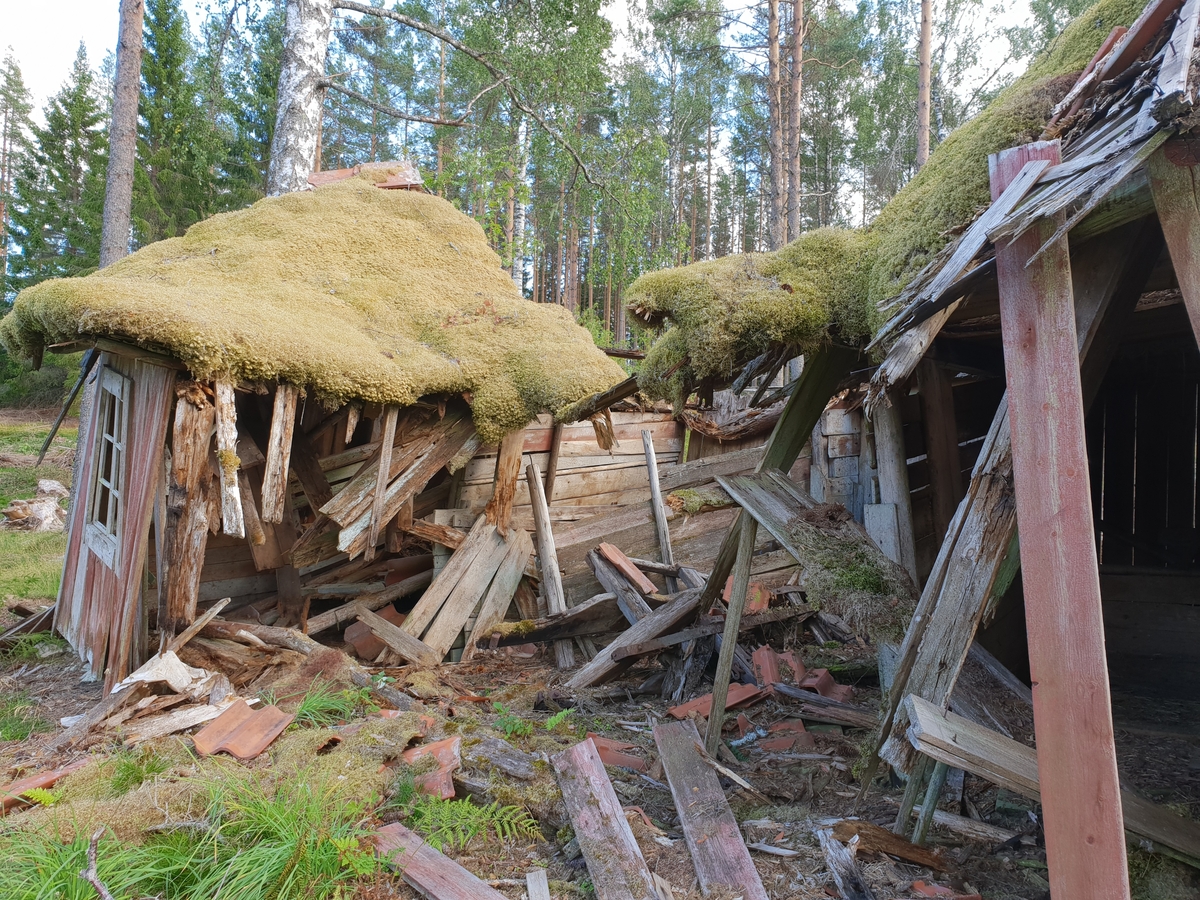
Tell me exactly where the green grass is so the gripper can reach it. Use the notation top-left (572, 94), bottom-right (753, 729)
top-left (0, 464), bottom-right (73, 511)
top-left (0, 422), bottom-right (77, 457)
top-left (0, 532), bottom-right (66, 601)
top-left (0, 692), bottom-right (52, 741)
top-left (110, 747), bottom-right (173, 796)
top-left (1, 632), bottom-right (68, 662)
top-left (292, 680), bottom-right (376, 728)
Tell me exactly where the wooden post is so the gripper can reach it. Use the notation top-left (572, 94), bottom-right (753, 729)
top-left (544, 422), bottom-right (565, 503)
top-left (911, 760), bottom-right (949, 845)
top-left (1149, 138), bottom-right (1200, 343)
top-left (916, 358), bottom-right (962, 543)
top-left (213, 379), bottom-right (244, 538)
top-left (261, 383), bottom-right (299, 523)
top-left (872, 393), bottom-right (918, 582)
top-left (365, 405), bottom-right (398, 562)
top-left (526, 462), bottom-right (573, 668)
top-left (992, 144), bottom-right (1129, 900)
top-left (485, 428), bottom-right (526, 536)
top-left (705, 515), bottom-right (758, 757)
top-left (642, 429), bottom-right (678, 593)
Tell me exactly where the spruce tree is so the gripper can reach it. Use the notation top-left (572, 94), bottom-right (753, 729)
top-left (8, 44), bottom-right (108, 291)
top-left (133, 0), bottom-right (221, 244)
top-left (0, 51), bottom-right (34, 301)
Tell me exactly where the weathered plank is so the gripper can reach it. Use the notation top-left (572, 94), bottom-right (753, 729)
top-left (654, 719), bottom-right (769, 900)
top-left (916, 358), bottom-right (963, 543)
top-left (375, 823), bottom-right (511, 900)
top-left (420, 526), bottom-right (509, 658)
top-left (402, 516), bottom-right (497, 640)
top-left (526, 868), bottom-right (551, 900)
top-left (356, 607), bottom-right (440, 666)
top-left (484, 428), bottom-right (526, 536)
top-left (1149, 139), bottom-right (1200, 343)
top-left (567, 590), bottom-right (701, 689)
top-left (260, 384), bottom-right (299, 524)
top-left (611, 607), bottom-right (812, 661)
top-left (642, 429), bottom-right (678, 593)
top-left (551, 739), bottom-right (658, 900)
top-left (992, 143), bottom-right (1128, 898)
top-left (816, 829), bottom-right (877, 900)
top-left (705, 515), bottom-right (758, 756)
top-left (289, 427), bottom-right (335, 513)
top-left (465, 529), bottom-right (535, 655)
top-left (527, 462), bottom-right (573, 668)
top-left (481, 592), bottom-right (624, 647)
top-left (589, 551), bottom-right (653, 624)
top-left (365, 405), bottom-right (399, 562)
top-left (303, 570), bottom-right (434, 635)
top-left (213, 379), bottom-right (244, 538)
top-left (597, 542), bottom-right (657, 595)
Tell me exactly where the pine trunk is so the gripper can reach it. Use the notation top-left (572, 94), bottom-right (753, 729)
top-left (99, 0), bottom-right (144, 268)
top-left (767, 0), bottom-right (785, 250)
top-left (267, 0), bottom-right (334, 196)
top-left (787, 0), bottom-right (804, 240)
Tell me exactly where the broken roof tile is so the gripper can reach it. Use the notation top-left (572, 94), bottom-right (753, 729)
top-left (192, 698), bottom-right (294, 760)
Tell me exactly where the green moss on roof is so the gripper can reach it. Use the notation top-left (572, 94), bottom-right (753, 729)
top-left (630, 0), bottom-right (1146, 400)
top-left (0, 168), bottom-right (626, 444)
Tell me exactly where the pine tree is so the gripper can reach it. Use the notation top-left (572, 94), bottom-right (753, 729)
top-left (8, 44), bottom-right (108, 291)
top-left (222, 3), bottom-right (286, 204)
top-left (0, 51), bottom-right (34, 301)
top-left (134, 0), bottom-right (223, 244)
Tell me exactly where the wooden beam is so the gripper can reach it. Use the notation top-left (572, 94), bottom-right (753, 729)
top-left (642, 429), bottom-right (678, 592)
top-left (872, 393), bottom-right (917, 581)
top-left (1149, 138), bottom-right (1200, 344)
top-left (551, 739), bottom-right (658, 900)
top-left (484, 428), bottom-right (526, 536)
top-left (213, 379), bottom-right (244, 538)
top-left (544, 422), bottom-right (565, 503)
top-left (356, 607), bottom-right (440, 666)
top-left (464, 529), bottom-right (534, 659)
top-left (260, 384), bottom-right (299, 524)
top-left (654, 719), bottom-right (770, 900)
top-left (706, 515), bottom-right (757, 757)
top-left (289, 427), bottom-right (335, 514)
top-left (365, 405), bottom-right (399, 562)
top-left (526, 462), bottom-right (573, 668)
top-left (917, 357), bottom-right (963, 543)
top-left (992, 144), bottom-right (1129, 899)
top-left (560, 375), bottom-right (640, 423)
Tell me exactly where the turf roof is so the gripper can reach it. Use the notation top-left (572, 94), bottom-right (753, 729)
top-left (0, 168), bottom-right (626, 443)
top-left (629, 0), bottom-right (1148, 403)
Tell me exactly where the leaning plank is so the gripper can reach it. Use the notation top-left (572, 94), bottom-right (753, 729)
top-left (213, 379), bottom-right (244, 538)
top-left (1149, 140), bottom-right (1200, 342)
top-left (905, 695), bottom-right (1200, 862)
top-left (484, 428), bottom-right (526, 536)
top-left (261, 383), bottom-right (299, 524)
top-left (403, 516), bottom-right (497, 639)
top-left (375, 823), bottom-right (511, 900)
top-left (526, 462), bottom-right (573, 668)
top-left (589, 551), bottom-right (653, 624)
top-left (598, 543), bottom-right (657, 595)
top-left (420, 526), bottom-right (509, 658)
top-left (365, 405), bottom-right (399, 562)
top-left (567, 590), bottom-right (700, 689)
top-left (907, 806), bottom-right (1018, 845)
top-left (526, 869), bottom-right (551, 900)
top-left (304, 569), bottom-right (433, 635)
top-left (642, 429), bottom-right (679, 593)
top-left (611, 607), bottom-right (811, 661)
top-left (357, 607), bottom-right (440, 667)
top-left (654, 719), bottom-right (769, 900)
top-left (467, 529), bottom-right (535, 656)
top-left (289, 428), bottom-right (335, 513)
top-left (481, 592), bottom-right (624, 647)
top-left (551, 739), bottom-right (658, 900)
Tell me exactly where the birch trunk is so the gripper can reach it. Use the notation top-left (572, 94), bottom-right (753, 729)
top-left (511, 119), bottom-right (529, 291)
top-left (916, 0), bottom-right (932, 167)
top-left (267, 0), bottom-right (334, 196)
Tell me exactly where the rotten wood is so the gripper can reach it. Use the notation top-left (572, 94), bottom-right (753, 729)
top-left (816, 829), bottom-right (878, 900)
top-left (260, 384), bottom-right (299, 524)
top-left (831, 819), bottom-right (946, 870)
top-left (597, 542), bottom-right (657, 595)
top-left (365, 405), bottom-right (399, 562)
top-left (654, 719), bottom-right (770, 900)
top-left (213, 379), bottom-right (244, 538)
top-left (356, 607), bottom-right (441, 666)
top-left (551, 739), bottom-right (658, 900)
top-left (563, 375), bottom-right (641, 424)
top-left (479, 592), bottom-right (624, 647)
top-left (611, 607), bottom-right (812, 662)
top-left (484, 428), bottom-right (526, 536)
top-left (289, 426), bottom-right (335, 514)
top-left (526, 462), bottom-right (572, 668)
top-left (771, 683), bottom-right (878, 728)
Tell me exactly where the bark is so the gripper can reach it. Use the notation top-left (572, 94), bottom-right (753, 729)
top-left (99, 0), bottom-right (144, 268)
top-left (767, 0), bottom-right (786, 249)
top-left (916, 0), bottom-right (932, 167)
top-left (511, 120), bottom-right (528, 291)
top-left (786, 0), bottom-right (804, 240)
top-left (267, 0), bottom-right (334, 196)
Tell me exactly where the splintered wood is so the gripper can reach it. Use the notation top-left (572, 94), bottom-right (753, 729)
top-left (213, 379), bottom-right (244, 538)
top-left (260, 383), bottom-right (299, 523)
top-left (653, 719), bottom-right (770, 900)
top-left (552, 739), bottom-right (658, 900)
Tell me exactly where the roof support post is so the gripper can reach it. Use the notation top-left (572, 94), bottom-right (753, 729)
top-left (991, 143), bottom-right (1130, 900)
top-left (1149, 138), bottom-right (1200, 343)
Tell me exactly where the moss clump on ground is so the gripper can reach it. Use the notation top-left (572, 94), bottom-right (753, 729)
top-left (629, 0), bottom-right (1147, 400)
top-left (666, 485), bottom-right (733, 515)
top-left (0, 166), bottom-right (626, 444)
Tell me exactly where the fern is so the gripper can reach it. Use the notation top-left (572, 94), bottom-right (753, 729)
top-left (20, 787), bottom-right (59, 807)
top-left (544, 708), bottom-right (575, 732)
top-left (404, 796), bottom-right (539, 851)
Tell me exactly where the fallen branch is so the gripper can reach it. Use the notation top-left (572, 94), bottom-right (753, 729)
top-left (80, 828), bottom-right (116, 900)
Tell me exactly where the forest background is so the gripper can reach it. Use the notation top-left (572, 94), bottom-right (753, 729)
top-left (0, 0), bottom-right (1092, 405)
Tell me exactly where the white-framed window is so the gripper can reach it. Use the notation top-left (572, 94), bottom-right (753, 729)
top-left (85, 367), bottom-right (131, 570)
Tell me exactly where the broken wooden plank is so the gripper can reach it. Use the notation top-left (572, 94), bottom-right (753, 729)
top-left (213, 379), bottom-right (244, 538)
top-left (526, 462), bottom-right (572, 668)
top-left (816, 829), bottom-right (877, 900)
top-left (304, 569), bottom-right (433, 635)
top-left (908, 805), bottom-right (1017, 845)
top-left (566, 590), bottom-right (701, 689)
top-left (480, 592), bottom-right (624, 647)
top-left (1149, 139), bottom-right (1200, 343)
top-left (905, 694), bottom-right (1200, 863)
top-left (706, 514), bottom-right (758, 757)
top-left (484, 428), bottom-right (526, 536)
top-left (402, 515), bottom-right (498, 641)
top-left (420, 526), bottom-right (509, 658)
top-left (466, 529), bottom-right (535, 658)
top-left (772, 683), bottom-right (877, 728)
top-left (289, 427), bottom-right (335, 513)
top-left (261, 383), bottom-right (299, 524)
top-left (375, 823), bottom-right (511, 900)
top-left (654, 719), bottom-right (769, 900)
top-left (831, 819), bottom-right (946, 871)
top-left (544, 422), bottom-right (565, 503)
top-left (611, 607), bottom-right (812, 662)
top-left (589, 550), bottom-right (653, 624)
top-left (356, 607), bottom-right (440, 667)
top-left (871, 395), bottom-right (917, 581)
top-left (365, 405), bottom-right (399, 562)
top-left (992, 142), bottom-right (1128, 896)
top-left (551, 739), bottom-right (658, 900)
top-left (597, 542), bottom-right (657, 595)
top-left (642, 429), bottom-right (679, 593)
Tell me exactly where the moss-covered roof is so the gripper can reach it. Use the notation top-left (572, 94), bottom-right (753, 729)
top-left (629, 0), bottom-right (1147, 401)
top-left (0, 168), bottom-right (626, 443)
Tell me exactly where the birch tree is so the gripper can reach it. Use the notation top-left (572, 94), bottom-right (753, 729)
top-left (267, 0), bottom-right (334, 195)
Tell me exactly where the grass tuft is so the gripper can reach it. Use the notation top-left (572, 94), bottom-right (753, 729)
top-left (110, 747), bottom-right (173, 796)
top-left (0, 691), bottom-right (51, 741)
top-left (291, 680), bottom-right (377, 728)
